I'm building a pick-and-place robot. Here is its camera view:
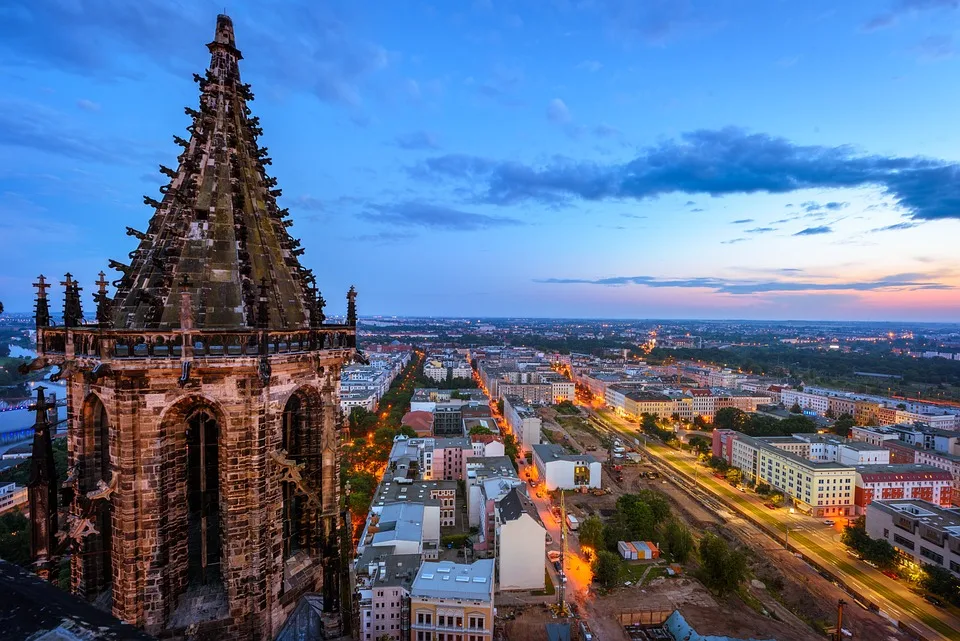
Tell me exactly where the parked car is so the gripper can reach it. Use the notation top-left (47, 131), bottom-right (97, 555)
top-left (553, 560), bottom-right (562, 572)
top-left (924, 595), bottom-right (944, 608)
top-left (881, 569), bottom-right (899, 580)
top-left (823, 519), bottom-right (835, 526)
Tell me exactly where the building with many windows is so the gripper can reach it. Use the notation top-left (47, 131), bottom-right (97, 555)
top-left (410, 560), bottom-right (495, 641)
top-left (854, 465), bottom-right (953, 514)
top-left (355, 547), bottom-right (420, 641)
top-left (502, 396), bottom-right (541, 454)
top-left (865, 500), bottom-right (960, 578)
top-left (532, 444), bottom-right (601, 491)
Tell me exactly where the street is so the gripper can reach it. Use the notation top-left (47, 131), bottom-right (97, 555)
top-left (590, 408), bottom-right (960, 641)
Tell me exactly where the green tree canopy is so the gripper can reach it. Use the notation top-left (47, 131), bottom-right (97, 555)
top-left (698, 533), bottom-right (748, 596)
top-left (578, 515), bottom-right (605, 551)
top-left (660, 519), bottom-right (694, 564)
top-left (592, 550), bottom-right (622, 589)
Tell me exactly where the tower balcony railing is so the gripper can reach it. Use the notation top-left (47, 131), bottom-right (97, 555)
top-left (36, 325), bottom-right (356, 361)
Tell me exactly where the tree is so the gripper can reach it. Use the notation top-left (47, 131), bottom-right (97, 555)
top-left (698, 533), bottom-right (748, 596)
top-left (503, 433), bottom-right (519, 468)
top-left (0, 509), bottom-right (29, 567)
top-left (592, 550), bottom-right (622, 589)
top-left (920, 564), bottom-right (960, 605)
top-left (348, 406), bottom-right (378, 437)
top-left (398, 425), bottom-right (418, 438)
top-left (692, 415), bottom-right (709, 430)
top-left (688, 435), bottom-right (710, 455)
top-left (713, 407), bottom-right (748, 431)
top-left (578, 515), bottom-right (605, 551)
top-left (660, 519), bottom-right (694, 563)
top-left (469, 425), bottom-right (494, 436)
top-left (790, 402), bottom-right (803, 414)
top-left (832, 413), bottom-right (855, 438)
top-left (497, 399), bottom-right (504, 415)
top-left (725, 467), bottom-right (742, 486)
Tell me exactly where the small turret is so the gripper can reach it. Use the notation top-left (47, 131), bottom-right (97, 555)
top-left (28, 386), bottom-right (58, 579)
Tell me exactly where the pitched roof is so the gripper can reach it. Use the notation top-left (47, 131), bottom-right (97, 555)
top-left (0, 560), bottom-right (155, 640)
top-left (111, 15), bottom-right (315, 329)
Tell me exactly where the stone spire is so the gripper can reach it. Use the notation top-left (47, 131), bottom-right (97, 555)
top-left (28, 386), bottom-right (58, 578)
top-left (33, 275), bottom-right (51, 328)
top-left (110, 14), bottom-right (312, 330)
top-left (62, 273), bottom-right (83, 327)
top-left (346, 286), bottom-right (357, 327)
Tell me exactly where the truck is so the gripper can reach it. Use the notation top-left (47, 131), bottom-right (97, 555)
top-left (566, 514), bottom-right (580, 531)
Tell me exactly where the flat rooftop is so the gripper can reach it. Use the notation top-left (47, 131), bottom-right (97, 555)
top-left (411, 560), bottom-right (495, 601)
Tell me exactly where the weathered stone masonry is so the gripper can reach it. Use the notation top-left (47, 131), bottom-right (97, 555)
top-left (28, 14), bottom-right (356, 641)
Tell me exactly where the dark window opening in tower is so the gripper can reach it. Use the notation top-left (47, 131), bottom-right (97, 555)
top-left (282, 394), bottom-right (305, 558)
top-left (82, 395), bottom-right (113, 602)
top-left (186, 409), bottom-right (222, 587)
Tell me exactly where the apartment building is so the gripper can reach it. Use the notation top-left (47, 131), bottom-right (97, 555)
top-left (502, 395), bottom-right (541, 454)
top-left (356, 547), bottom-right (420, 641)
top-left (730, 434), bottom-right (856, 517)
top-left (866, 500), bottom-right (960, 578)
top-left (496, 383), bottom-right (553, 405)
top-left (431, 437), bottom-right (473, 481)
top-left (0, 483), bottom-right (27, 515)
top-left (532, 443), bottom-right (601, 491)
top-left (410, 560), bottom-right (495, 641)
top-left (780, 389), bottom-right (830, 415)
top-left (854, 465), bottom-right (953, 513)
top-left (496, 487), bottom-right (546, 591)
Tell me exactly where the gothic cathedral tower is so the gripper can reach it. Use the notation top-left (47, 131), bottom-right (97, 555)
top-left (29, 15), bottom-right (356, 640)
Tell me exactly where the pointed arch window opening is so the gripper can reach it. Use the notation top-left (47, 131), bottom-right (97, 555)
top-left (186, 409), bottom-right (222, 587)
top-left (83, 396), bottom-right (113, 601)
top-left (281, 392), bottom-right (322, 559)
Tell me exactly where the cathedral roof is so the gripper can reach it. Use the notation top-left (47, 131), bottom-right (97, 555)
top-left (111, 15), bottom-right (315, 330)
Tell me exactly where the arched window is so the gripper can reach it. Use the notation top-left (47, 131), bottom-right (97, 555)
top-left (281, 390), bottom-right (322, 558)
top-left (185, 409), bottom-right (221, 586)
top-left (81, 394), bottom-right (112, 598)
top-left (282, 394), bottom-right (305, 557)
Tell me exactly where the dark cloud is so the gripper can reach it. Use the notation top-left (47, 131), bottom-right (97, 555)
top-left (0, 1), bottom-right (388, 110)
top-left (913, 34), bottom-right (955, 61)
top-left (393, 131), bottom-right (441, 150)
top-left (593, 124), bottom-right (622, 138)
top-left (414, 127), bottom-right (960, 220)
top-left (793, 225), bottom-right (833, 236)
top-left (690, 208), bottom-right (704, 212)
top-left (871, 221), bottom-right (920, 232)
top-left (731, 218), bottom-right (754, 224)
top-left (0, 100), bottom-right (149, 164)
top-left (290, 195), bottom-right (327, 211)
top-left (536, 272), bottom-right (951, 295)
top-left (357, 202), bottom-right (522, 231)
top-left (587, 0), bottom-right (698, 45)
top-left (863, 0), bottom-right (959, 31)
top-left (745, 227), bottom-right (775, 233)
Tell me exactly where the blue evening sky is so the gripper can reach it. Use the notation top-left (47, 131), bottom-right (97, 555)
top-left (2, 0), bottom-right (960, 321)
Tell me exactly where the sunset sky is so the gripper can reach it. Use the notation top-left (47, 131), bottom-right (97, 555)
top-left (1, 0), bottom-right (959, 320)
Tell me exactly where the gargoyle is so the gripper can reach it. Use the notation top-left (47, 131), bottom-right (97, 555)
top-left (143, 195), bottom-right (161, 209)
top-left (86, 471), bottom-right (119, 502)
top-left (18, 357), bottom-right (47, 376)
top-left (56, 514), bottom-right (98, 544)
top-left (270, 449), bottom-right (321, 507)
top-left (50, 360), bottom-right (81, 382)
top-left (125, 227), bottom-right (147, 241)
top-left (353, 349), bottom-right (370, 365)
top-left (84, 363), bottom-right (111, 383)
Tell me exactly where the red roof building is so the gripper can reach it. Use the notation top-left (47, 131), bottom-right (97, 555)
top-left (854, 464), bottom-right (953, 514)
top-left (401, 410), bottom-right (434, 437)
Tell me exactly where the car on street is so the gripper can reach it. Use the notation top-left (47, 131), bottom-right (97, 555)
top-left (553, 560), bottom-right (562, 572)
top-left (924, 595), bottom-right (944, 608)
top-left (881, 569), bottom-right (899, 580)
top-left (823, 519), bottom-right (835, 526)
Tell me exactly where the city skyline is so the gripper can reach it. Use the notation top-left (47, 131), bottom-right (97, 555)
top-left (2, 1), bottom-right (960, 321)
